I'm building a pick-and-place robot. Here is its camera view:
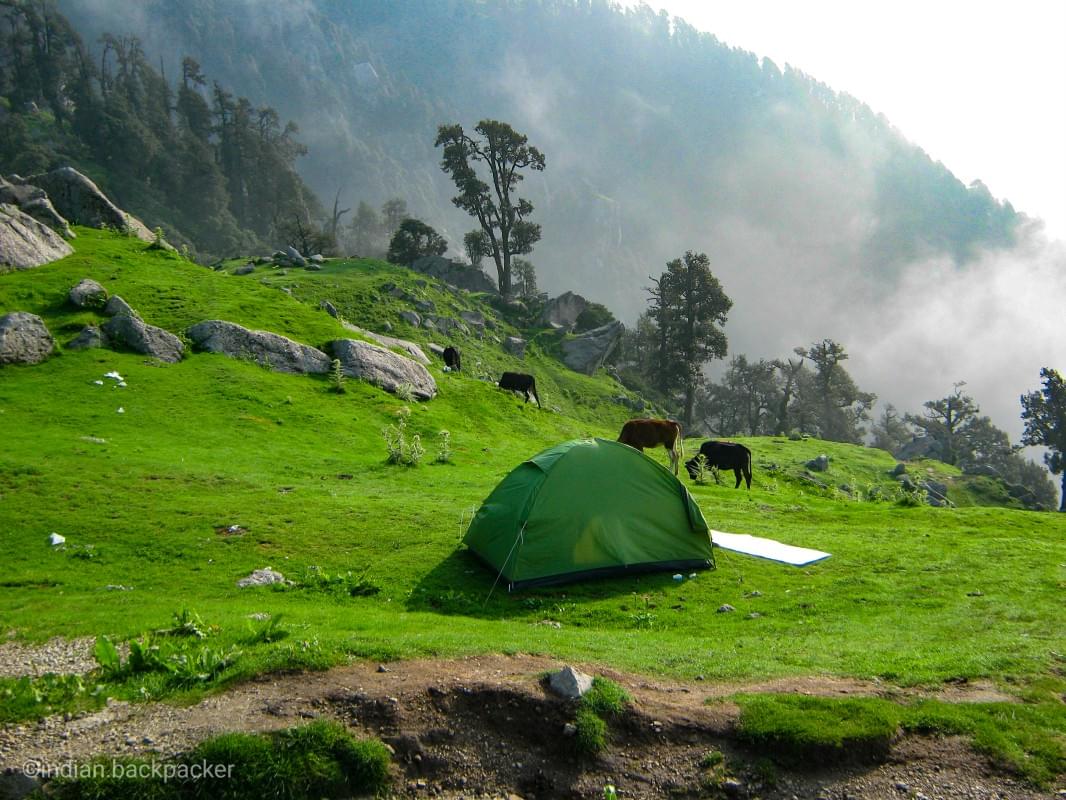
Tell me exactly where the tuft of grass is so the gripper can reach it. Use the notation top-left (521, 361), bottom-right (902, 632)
top-left (49, 720), bottom-right (391, 800)
top-left (579, 677), bottom-right (631, 717)
top-left (574, 707), bottom-right (608, 755)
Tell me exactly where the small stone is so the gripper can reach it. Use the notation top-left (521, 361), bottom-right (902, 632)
top-left (562, 723), bottom-right (577, 736)
top-left (717, 604), bottom-right (735, 613)
top-left (377, 664), bottom-right (389, 673)
top-left (894, 782), bottom-right (909, 793)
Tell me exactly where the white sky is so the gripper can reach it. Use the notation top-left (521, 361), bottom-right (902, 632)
top-left (633, 0), bottom-right (1066, 241)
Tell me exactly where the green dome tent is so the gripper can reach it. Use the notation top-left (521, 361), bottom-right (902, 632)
top-left (464, 438), bottom-right (714, 589)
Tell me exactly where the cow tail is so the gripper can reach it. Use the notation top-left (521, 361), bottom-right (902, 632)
top-left (747, 447), bottom-right (753, 489)
top-left (677, 423), bottom-right (685, 463)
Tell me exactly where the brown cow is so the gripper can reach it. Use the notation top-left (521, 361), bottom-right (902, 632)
top-left (617, 418), bottom-right (684, 475)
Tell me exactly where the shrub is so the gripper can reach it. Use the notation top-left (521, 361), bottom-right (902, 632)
top-left (435, 430), bottom-right (452, 463)
top-left (328, 359), bottom-right (345, 393)
top-left (382, 407), bottom-right (423, 466)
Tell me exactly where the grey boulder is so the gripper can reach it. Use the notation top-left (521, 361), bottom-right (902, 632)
top-left (103, 295), bottom-right (136, 318)
top-left (67, 325), bottom-right (109, 351)
top-left (102, 312), bottom-right (184, 363)
top-left (540, 291), bottom-right (588, 330)
top-left (0, 203), bottom-right (73, 270)
top-left (561, 319), bottom-right (624, 375)
top-left (342, 324), bottom-right (431, 366)
top-left (503, 336), bottom-right (527, 358)
top-left (331, 338), bottom-right (437, 400)
top-left (548, 665), bottom-right (593, 699)
top-left (0, 311), bottom-right (54, 365)
top-left (187, 320), bottom-right (329, 374)
top-left (68, 278), bottom-right (108, 308)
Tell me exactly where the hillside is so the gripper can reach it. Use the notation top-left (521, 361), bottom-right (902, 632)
top-left (1, 231), bottom-right (1065, 795)
top-left (54, 0), bottom-right (1019, 329)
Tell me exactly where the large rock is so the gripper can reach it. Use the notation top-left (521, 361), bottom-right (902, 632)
top-left (539, 291), bottom-right (588, 330)
top-left (0, 203), bottom-right (73, 270)
top-left (503, 336), bottom-right (527, 358)
top-left (103, 295), bottom-right (136, 318)
top-left (342, 323), bottom-right (431, 365)
top-left (0, 175), bottom-right (73, 238)
top-left (561, 319), bottom-right (624, 375)
top-left (102, 312), bottom-right (184, 363)
top-left (331, 338), bottom-right (437, 400)
top-left (410, 255), bottom-right (498, 294)
top-left (548, 665), bottom-right (593, 699)
top-left (21, 167), bottom-right (153, 241)
top-left (67, 325), bottom-right (108, 351)
top-left (187, 320), bottom-right (329, 374)
top-left (68, 278), bottom-right (108, 309)
top-left (0, 311), bottom-right (54, 365)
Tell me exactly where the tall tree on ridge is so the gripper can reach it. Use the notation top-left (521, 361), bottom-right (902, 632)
top-left (436, 119), bottom-right (545, 297)
top-left (1020, 367), bottom-right (1066, 511)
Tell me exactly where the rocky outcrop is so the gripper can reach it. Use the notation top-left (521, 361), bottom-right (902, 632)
top-left (331, 339), bottom-right (437, 400)
top-left (410, 255), bottom-right (498, 294)
top-left (0, 312), bottom-right (54, 365)
top-left (561, 319), bottom-right (623, 375)
top-left (21, 167), bottom-right (153, 241)
top-left (0, 203), bottom-right (74, 270)
top-left (895, 436), bottom-right (944, 462)
top-left (187, 320), bottom-right (329, 374)
top-left (102, 312), bottom-right (184, 363)
top-left (341, 323), bottom-right (431, 365)
top-left (0, 176), bottom-right (73, 238)
top-left (539, 291), bottom-right (588, 330)
top-left (68, 278), bottom-right (108, 309)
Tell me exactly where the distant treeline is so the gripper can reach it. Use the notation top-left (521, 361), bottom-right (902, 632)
top-left (0, 1), bottom-right (321, 258)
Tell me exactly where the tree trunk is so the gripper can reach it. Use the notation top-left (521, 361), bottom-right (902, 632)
top-left (1060, 472), bottom-right (1065, 512)
top-left (683, 381), bottom-right (695, 430)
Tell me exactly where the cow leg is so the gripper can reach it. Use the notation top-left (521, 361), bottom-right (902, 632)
top-left (669, 446), bottom-right (679, 475)
top-left (734, 468), bottom-right (742, 489)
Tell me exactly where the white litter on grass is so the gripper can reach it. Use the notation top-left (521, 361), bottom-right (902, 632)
top-left (48, 533), bottom-right (65, 546)
top-left (117, 407), bottom-right (125, 414)
top-left (93, 380), bottom-right (104, 385)
top-left (672, 573), bottom-right (683, 581)
top-left (117, 381), bottom-right (127, 388)
top-left (104, 371), bottom-right (124, 381)
top-left (711, 530), bottom-right (831, 566)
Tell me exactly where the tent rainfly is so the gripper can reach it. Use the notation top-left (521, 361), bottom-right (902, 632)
top-left (464, 438), bottom-right (714, 589)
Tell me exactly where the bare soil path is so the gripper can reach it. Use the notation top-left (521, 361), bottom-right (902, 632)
top-left (0, 644), bottom-right (1060, 799)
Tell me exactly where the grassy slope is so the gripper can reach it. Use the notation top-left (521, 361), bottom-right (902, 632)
top-left (1, 230), bottom-right (1064, 693)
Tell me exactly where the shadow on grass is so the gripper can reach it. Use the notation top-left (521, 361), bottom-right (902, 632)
top-left (405, 546), bottom-right (696, 620)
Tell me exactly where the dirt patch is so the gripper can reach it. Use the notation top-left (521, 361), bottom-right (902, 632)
top-left (0, 654), bottom-right (1058, 798)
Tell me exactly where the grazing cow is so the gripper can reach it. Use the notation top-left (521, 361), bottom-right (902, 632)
top-left (617, 418), bottom-right (684, 476)
top-left (443, 346), bottom-right (461, 371)
top-left (499, 372), bottom-right (541, 407)
top-left (685, 440), bottom-right (753, 489)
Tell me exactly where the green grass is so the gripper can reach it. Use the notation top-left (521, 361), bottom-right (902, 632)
top-left (45, 720), bottom-right (391, 799)
top-left (1, 230), bottom-right (1065, 782)
top-left (733, 693), bottom-right (1066, 786)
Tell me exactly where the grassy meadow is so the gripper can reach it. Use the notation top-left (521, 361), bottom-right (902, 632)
top-left (1, 230), bottom-right (1064, 782)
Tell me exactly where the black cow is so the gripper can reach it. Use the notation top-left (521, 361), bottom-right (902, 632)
top-left (443, 346), bottom-right (461, 371)
top-left (685, 441), bottom-right (753, 489)
top-left (499, 372), bottom-right (541, 407)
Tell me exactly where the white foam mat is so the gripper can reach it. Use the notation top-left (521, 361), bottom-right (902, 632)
top-left (711, 530), bottom-right (831, 566)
